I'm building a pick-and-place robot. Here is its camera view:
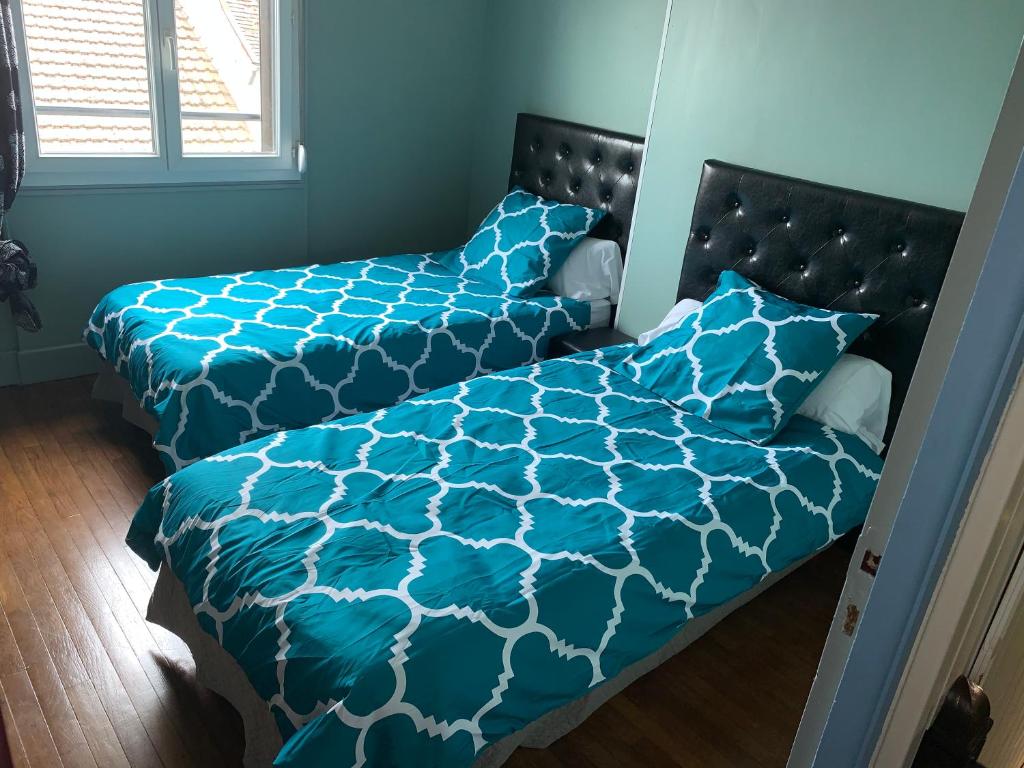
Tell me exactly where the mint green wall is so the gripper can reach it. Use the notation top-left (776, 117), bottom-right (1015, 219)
top-left (305, 0), bottom-right (486, 261)
top-left (466, 0), bottom-right (667, 227)
top-left (617, 0), bottom-right (1024, 337)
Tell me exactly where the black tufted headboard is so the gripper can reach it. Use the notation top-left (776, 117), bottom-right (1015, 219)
top-left (508, 113), bottom-right (645, 259)
top-left (677, 160), bottom-right (964, 448)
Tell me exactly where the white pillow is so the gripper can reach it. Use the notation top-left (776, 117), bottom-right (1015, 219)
top-left (548, 237), bottom-right (623, 303)
top-left (639, 299), bottom-right (891, 453)
top-left (636, 297), bottom-right (702, 346)
top-left (797, 354), bottom-right (892, 454)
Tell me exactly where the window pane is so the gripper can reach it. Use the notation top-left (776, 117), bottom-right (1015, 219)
top-left (181, 118), bottom-right (261, 154)
top-left (21, 0), bottom-right (156, 155)
top-left (36, 114), bottom-right (154, 155)
top-left (175, 0), bottom-right (275, 155)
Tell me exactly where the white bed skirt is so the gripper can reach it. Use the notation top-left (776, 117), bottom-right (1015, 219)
top-left (147, 556), bottom-right (809, 768)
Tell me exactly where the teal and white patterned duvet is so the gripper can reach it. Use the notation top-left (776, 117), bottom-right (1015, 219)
top-left (127, 346), bottom-right (881, 768)
top-left (85, 251), bottom-right (589, 473)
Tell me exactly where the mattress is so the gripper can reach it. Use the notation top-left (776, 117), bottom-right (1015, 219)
top-left (127, 345), bottom-right (883, 768)
top-left (84, 251), bottom-right (590, 473)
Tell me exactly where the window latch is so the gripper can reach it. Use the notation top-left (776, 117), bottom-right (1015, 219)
top-left (162, 35), bottom-right (178, 73)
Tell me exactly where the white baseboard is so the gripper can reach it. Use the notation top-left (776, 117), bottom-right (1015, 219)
top-left (16, 342), bottom-right (99, 385)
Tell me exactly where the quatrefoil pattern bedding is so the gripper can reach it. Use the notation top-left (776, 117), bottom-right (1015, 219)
top-left (439, 189), bottom-right (604, 297)
top-left (616, 271), bottom-right (876, 444)
top-left (127, 346), bottom-right (882, 768)
top-left (84, 251), bottom-right (589, 473)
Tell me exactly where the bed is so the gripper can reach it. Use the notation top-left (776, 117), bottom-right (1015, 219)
top-left (129, 161), bottom-right (964, 767)
top-left (85, 113), bottom-right (645, 473)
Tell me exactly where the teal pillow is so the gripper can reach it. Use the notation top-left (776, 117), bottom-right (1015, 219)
top-left (441, 189), bottom-right (605, 297)
top-left (614, 271), bottom-right (877, 444)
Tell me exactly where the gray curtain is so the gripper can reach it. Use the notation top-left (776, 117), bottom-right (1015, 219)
top-left (0, 0), bottom-right (35, 332)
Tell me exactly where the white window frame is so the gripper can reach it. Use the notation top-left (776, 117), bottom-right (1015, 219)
top-left (11, 0), bottom-right (303, 189)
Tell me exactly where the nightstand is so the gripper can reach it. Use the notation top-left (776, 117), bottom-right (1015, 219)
top-left (549, 327), bottom-right (636, 359)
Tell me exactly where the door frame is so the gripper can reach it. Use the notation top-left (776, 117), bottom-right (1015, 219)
top-left (874, 363), bottom-right (1024, 765)
top-left (799, 39), bottom-right (1024, 767)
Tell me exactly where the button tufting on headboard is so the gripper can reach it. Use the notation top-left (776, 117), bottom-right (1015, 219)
top-left (676, 160), bottom-right (964, 448)
top-left (508, 113), bottom-right (645, 260)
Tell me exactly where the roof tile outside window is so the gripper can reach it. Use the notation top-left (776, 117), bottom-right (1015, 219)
top-left (21, 0), bottom-right (265, 155)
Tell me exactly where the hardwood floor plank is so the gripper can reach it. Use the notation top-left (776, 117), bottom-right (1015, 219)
top-left (30, 401), bottom-right (157, 591)
top-left (0, 607), bottom-right (25, 678)
top-left (0, 390), bottom-right (41, 451)
top-left (0, 523), bottom-right (55, 672)
top-left (0, 676), bottom-right (32, 768)
top-left (5, 415), bottom-right (237, 765)
top-left (61, 680), bottom-right (134, 768)
top-left (1, 533), bottom-right (98, 768)
top-left (0, 671), bottom-right (63, 768)
top-left (24, 439), bottom-right (156, 614)
top-left (0, 452), bottom-right (223, 768)
top-left (0, 446), bottom-right (174, 767)
top-left (17, 433), bottom-right (193, 667)
top-left (1, 519), bottom-right (150, 768)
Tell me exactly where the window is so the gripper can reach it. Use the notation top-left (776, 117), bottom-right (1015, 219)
top-left (12, 0), bottom-right (302, 187)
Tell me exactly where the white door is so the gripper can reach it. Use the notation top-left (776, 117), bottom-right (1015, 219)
top-left (975, 547), bottom-right (1024, 768)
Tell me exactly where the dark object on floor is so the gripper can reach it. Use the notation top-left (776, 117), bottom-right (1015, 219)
top-left (0, 706), bottom-right (11, 768)
top-left (913, 675), bottom-right (992, 768)
top-left (0, 239), bottom-right (40, 331)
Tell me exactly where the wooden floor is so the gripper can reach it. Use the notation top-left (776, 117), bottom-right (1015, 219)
top-left (0, 376), bottom-right (850, 768)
